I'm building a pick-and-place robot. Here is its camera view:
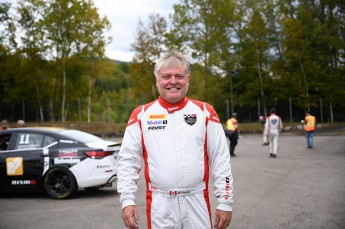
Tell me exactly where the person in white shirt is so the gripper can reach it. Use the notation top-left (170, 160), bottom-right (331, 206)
top-left (264, 108), bottom-right (283, 158)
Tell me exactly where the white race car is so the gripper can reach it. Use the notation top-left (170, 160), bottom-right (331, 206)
top-left (0, 128), bottom-right (121, 199)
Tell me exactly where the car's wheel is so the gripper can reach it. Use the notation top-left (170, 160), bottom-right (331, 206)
top-left (43, 167), bottom-right (77, 199)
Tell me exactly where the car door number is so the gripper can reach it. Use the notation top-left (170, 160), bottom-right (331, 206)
top-left (19, 135), bottom-right (30, 144)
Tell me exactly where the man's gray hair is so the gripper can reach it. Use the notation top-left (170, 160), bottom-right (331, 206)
top-left (154, 51), bottom-right (190, 78)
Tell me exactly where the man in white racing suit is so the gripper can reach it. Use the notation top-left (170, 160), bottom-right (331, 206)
top-left (117, 51), bottom-right (234, 229)
top-left (264, 108), bottom-right (283, 158)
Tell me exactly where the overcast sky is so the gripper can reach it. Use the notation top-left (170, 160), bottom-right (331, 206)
top-left (93, 0), bottom-right (179, 62)
top-left (1, 0), bottom-right (179, 62)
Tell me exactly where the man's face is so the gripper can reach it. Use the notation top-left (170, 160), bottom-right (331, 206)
top-left (156, 66), bottom-right (190, 104)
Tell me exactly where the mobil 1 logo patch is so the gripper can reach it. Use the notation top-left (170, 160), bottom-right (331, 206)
top-left (184, 114), bottom-right (197, 125)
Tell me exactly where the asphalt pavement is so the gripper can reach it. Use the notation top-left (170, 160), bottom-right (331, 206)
top-left (0, 132), bottom-right (344, 229)
top-left (225, 133), bottom-right (345, 229)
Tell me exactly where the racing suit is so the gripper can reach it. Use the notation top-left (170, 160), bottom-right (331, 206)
top-left (264, 114), bottom-right (283, 156)
top-left (117, 96), bottom-right (234, 229)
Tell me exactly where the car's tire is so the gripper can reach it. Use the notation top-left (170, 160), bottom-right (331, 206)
top-left (43, 167), bottom-right (77, 199)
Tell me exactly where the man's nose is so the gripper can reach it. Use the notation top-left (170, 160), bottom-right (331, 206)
top-left (170, 76), bottom-right (177, 83)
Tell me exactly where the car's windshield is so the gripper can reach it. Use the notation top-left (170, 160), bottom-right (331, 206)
top-left (59, 130), bottom-right (103, 143)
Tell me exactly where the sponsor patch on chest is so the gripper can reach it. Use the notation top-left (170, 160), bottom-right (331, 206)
top-left (147, 114), bottom-right (168, 131)
top-left (184, 114), bottom-right (197, 125)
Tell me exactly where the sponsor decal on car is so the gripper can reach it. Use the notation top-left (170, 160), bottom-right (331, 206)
top-left (58, 149), bottom-right (78, 157)
top-left (11, 180), bottom-right (36, 185)
top-left (54, 157), bottom-right (80, 165)
top-left (6, 157), bottom-right (23, 176)
top-left (24, 161), bottom-right (48, 167)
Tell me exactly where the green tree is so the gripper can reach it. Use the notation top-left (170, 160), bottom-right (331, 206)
top-left (172, 0), bottom-right (218, 101)
top-left (39, 0), bottom-right (111, 122)
top-left (238, 5), bottom-right (270, 116)
top-left (308, 0), bottom-right (345, 122)
top-left (15, 0), bottom-right (52, 121)
top-left (171, 0), bottom-right (240, 116)
top-left (208, 0), bottom-right (238, 116)
top-left (130, 14), bottom-right (168, 104)
top-left (0, 2), bottom-right (17, 117)
top-left (0, 2), bottom-right (16, 51)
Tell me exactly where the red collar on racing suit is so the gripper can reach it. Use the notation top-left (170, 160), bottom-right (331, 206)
top-left (158, 96), bottom-right (188, 114)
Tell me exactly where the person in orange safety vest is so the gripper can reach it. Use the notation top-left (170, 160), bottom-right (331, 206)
top-left (225, 113), bottom-right (239, 157)
top-left (304, 111), bottom-right (316, 149)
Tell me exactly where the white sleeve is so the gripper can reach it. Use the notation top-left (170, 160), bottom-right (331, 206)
top-left (117, 122), bottom-right (143, 209)
top-left (207, 120), bottom-right (234, 211)
top-left (279, 117), bottom-right (283, 132)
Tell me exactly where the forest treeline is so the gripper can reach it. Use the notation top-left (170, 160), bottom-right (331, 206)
top-left (1, 0), bottom-right (344, 124)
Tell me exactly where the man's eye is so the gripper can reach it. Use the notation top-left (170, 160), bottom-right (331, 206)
top-left (162, 75), bottom-right (171, 79)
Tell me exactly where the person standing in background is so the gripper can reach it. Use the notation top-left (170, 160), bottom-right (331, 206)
top-left (16, 120), bottom-right (26, 127)
top-left (264, 108), bottom-right (283, 158)
top-left (259, 115), bottom-right (269, 145)
top-left (304, 112), bottom-right (316, 150)
top-left (0, 120), bottom-right (9, 130)
top-left (225, 113), bottom-right (239, 157)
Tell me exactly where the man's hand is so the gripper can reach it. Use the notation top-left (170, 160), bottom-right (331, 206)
top-left (214, 209), bottom-right (232, 229)
top-left (122, 205), bottom-right (139, 229)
